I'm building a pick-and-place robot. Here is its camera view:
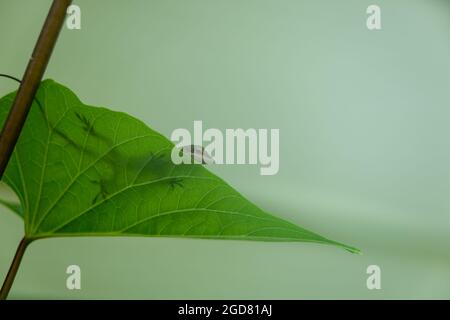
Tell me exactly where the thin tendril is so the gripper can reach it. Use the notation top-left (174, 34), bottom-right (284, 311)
top-left (0, 74), bottom-right (22, 84)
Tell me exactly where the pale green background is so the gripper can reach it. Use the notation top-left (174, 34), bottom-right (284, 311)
top-left (0, 0), bottom-right (449, 299)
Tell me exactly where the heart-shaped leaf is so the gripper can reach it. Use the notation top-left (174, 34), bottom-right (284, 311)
top-left (0, 80), bottom-right (358, 253)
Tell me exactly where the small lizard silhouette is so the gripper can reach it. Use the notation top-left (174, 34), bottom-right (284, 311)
top-left (0, 74), bottom-right (187, 206)
top-left (34, 97), bottom-right (185, 205)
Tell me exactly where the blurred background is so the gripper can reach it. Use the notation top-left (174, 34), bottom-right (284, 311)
top-left (0, 0), bottom-right (449, 299)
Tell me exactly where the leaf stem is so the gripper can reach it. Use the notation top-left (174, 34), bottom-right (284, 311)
top-left (0, 0), bottom-right (71, 301)
top-left (0, 237), bottom-right (32, 300)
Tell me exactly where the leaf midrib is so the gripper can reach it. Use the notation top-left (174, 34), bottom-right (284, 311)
top-left (41, 175), bottom-right (225, 234)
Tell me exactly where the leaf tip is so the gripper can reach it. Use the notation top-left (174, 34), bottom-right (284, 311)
top-left (344, 246), bottom-right (362, 255)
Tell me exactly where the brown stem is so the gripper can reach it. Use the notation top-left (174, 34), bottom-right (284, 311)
top-left (0, 0), bottom-right (72, 178)
top-left (0, 238), bottom-right (32, 300)
top-left (0, 0), bottom-right (72, 301)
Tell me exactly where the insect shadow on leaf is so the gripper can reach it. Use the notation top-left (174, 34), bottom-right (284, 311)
top-left (32, 96), bottom-right (185, 206)
top-left (0, 74), bottom-right (187, 204)
top-left (168, 177), bottom-right (184, 190)
top-left (74, 111), bottom-right (91, 131)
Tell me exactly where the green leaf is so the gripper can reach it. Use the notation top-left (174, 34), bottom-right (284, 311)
top-left (0, 80), bottom-right (358, 253)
